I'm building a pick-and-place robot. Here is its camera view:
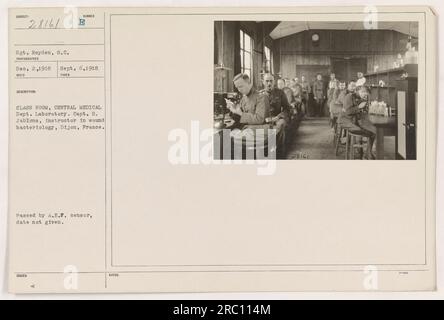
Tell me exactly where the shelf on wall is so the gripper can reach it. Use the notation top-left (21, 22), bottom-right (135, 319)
top-left (365, 64), bottom-right (418, 78)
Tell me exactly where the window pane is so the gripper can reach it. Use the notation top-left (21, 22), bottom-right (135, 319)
top-left (270, 51), bottom-right (273, 73)
top-left (240, 51), bottom-right (244, 70)
top-left (245, 33), bottom-right (251, 52)
top-left (264, 46), bottom-right (270, 60)
top-left (244, 52), bottom-right (251, 71)
top-left (240, 30), bottom-right (244, 50)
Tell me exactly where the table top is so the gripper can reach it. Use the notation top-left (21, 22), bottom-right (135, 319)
top-left (368, 115), bottom-right (396, 128)
top-left (214, 114), bottom-right (237, 134)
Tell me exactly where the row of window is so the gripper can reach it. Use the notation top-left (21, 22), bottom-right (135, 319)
top-left (240, 29), bottom-right (272, 78)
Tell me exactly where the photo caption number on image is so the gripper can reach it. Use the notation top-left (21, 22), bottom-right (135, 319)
top-left (172, 304), bottom-right (271, 317)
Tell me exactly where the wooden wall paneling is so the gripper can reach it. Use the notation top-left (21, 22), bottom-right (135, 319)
top-left (272, 38), bottom-right (281, 76)
top-left (331, 30), bottom-right (347, 52)
top-left (214, 24), bottom-right (417, 93)
top-left (279, 29), bottom-right (412, 55)
top-left (281, 54), bottom-right (297, 79)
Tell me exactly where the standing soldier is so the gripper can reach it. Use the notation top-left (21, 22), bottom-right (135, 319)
top-left (312, 73), bottom-right (326, 117)
top-left (327, 73), bottom-right (339, 103)
top-left (300, 75), bottom-right (311, 116)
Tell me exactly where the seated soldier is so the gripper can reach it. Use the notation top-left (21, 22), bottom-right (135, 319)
top-left (225, 73), bottom-right (271, 159)
top-left (283, 87), bottom-right (298, 121)
top-left (329, 81), bottom-right (347, 128)
top-left (337, 81), bottom-right (358, 130)
top-left (260, 73), bottom-right (291, 158)
top-left (276, 78), bottom-right (286, 90)
top-left (290, 78), bottom-right (303, 114)
top-left (356, 72), bottom-right (367, 88)
top-left (226, 73), bottom-right (270, 126)
top-left (339, 86), bottom-right (376, 159)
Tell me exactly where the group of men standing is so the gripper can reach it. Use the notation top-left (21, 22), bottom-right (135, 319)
top-left (278, 71), bottom-right (367, 118)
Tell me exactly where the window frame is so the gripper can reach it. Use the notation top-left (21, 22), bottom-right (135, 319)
top-left (240, 29), bottom-right (253, 77)
top-left (264, 45), bottom-right (272, 73)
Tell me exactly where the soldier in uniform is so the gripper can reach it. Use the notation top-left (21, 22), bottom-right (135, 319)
top-left (329, 81), bottom-right (347, 128)
top-left (284, 78), bottom-right (291, 88)
top-left (356, 72), bottom-right (367, 88)
top-left (260, 73), bottom-right (291, 158)
top-left (224, 73), bottom-right (271, 160)
top-left (276, 78), bottom-right (286, 90)
top-left (290, 78), bottom-right (303, 115)
top-left (312, 73), bottom-right (326, 117)
top-left (300, 75), bottom-right (311, 116)
top-left (227, 73), bottom-right (270, 126)
top-left (338, 85), bottom-right (376, 159)
top-left (327, 73), bottom-right (340, 105)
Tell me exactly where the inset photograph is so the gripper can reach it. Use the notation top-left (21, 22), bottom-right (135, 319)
top-left (214, 21), bottom-right (418, 160)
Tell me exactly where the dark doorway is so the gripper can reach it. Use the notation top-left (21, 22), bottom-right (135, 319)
top-left (331, 57), bottom-right (367, 83)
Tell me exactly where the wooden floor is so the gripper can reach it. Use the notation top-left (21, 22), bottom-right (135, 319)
top-left (286, 117), bottom-right (396, 160)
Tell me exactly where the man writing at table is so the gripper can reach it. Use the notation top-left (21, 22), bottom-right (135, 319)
top-left (226, 73), bottom-right (270, 125)
top-left (225, 73), bottom-right (271, 159)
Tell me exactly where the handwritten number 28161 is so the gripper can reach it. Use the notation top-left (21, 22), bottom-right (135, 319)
top-left (28, 18), bottom-right (61, 29)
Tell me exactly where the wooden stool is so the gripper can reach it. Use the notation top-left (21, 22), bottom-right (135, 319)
top-left (335, 125), bottom-right (349, 157)
top-left (332, 121), bottom-right (338, 146)
top-left (347, 130), bottom-right (369, 160)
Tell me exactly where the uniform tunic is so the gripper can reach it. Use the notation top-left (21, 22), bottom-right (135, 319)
top-left (300, 81), bottom-right (311, 99)
top-left (338, 92), bottom-right (375, 137)
top-left (239, 88), bottom-right (270, 125)
top-left (327, 79), bottom-right (339, 102)
top-left (312, 79), bottom-right (326, 116)
top-left (329, 88), bottom-right (346, 118)
top-left (260, 87), bottom-right (291, 158)
top-left (312, 80), bottom-right (326, 100)
top-left (260, 87), bottom-right (291, 121)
